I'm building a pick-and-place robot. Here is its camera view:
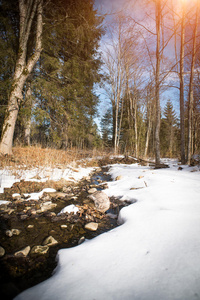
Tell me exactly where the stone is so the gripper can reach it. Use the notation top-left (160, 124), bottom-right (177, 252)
top-left (84, 222), bottom-right (98, 231)
top-left (19, 214), bottom-right (29, 221)
top-left (43, 192), bottom-right (67, 199)
top-left (31, 245), bottom-right (49, 255)
top-left (27, 225), bottom-right (34, 229)
top-left (60, 225), bottom-right (68, 229)
top-left (88, 188), bottom-right (97, 194)
top-left (106, 213), bottom-right (117, 219)
top-left (0, 246), bottom-right (5, 257)
top-left (78, 236), bottom-right (85, 245)
top-left (42, 236), bottom-right (58, 246)
top-left (5, 230), bottom-right (13, 237)
top-left (88, 191), bottom-right (110, 213)
top-left (14, 246), bottom-right (30, 257)
top-left (11, 229), bottom-right (21, 236)
top-left (115, 175), bottom-right (122, 181)
top-left (40, 202), bottom-right (57, 212)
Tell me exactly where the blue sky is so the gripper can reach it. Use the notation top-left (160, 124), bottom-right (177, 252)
top-left (93, 0), bottom-right (181, 131)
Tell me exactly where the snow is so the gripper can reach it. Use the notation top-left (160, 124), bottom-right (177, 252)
top-left (58, 204), bottom-right (79, 215)
top-left (0, 170), bottom-right (19, 194)
top-left (3, 158), bottom-right (200, 300)
top-left (23, 188), bottom-right (56, 201)
top-left (0, 200), bottom-right (10, 205)
top-left (0, 165), bottom-right (93, 197)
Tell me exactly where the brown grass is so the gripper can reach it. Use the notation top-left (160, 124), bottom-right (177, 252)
top-left (0, 146), bottom-right (112, 170)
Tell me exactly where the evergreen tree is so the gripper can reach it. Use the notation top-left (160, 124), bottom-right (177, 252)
top-left (28, 0), bottom-right (104, 148)
top-left (160, 100), bottom-right (178, 157)
top-left (0, 0), bottom-right (104, 149)
top-left (100, 109), bottom-right (112, 147)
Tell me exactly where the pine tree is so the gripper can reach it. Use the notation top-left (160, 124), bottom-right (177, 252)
top-left (161, 100), bottom-right (178, 157)
top-left (100, 109), bottom-right (112, 147)
top-left (29, 0), bottom-right (103, 148)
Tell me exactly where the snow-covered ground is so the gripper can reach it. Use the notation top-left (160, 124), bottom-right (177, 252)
top-left (0, 165), bottom-right (94, 197)
top-left (1, 159), bottom-right (200, 300)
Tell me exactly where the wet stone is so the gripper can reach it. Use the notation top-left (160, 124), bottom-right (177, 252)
top-left (14, 246), bottom-right (30, 257)
top-left (60, 225), bottom-right (68, 229)
top-left (0, 246), bottom-right (5, 257)
top-left (31, 245), bottom-right (49, 255)
top-left (78, 236), bottom-right (85, 245)
top-left (5, 230), bottom-right (13, 237)
top-left (42, 236), bottom-right (58, 247)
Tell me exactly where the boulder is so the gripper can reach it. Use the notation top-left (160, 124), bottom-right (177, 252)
top-left (88, 191), bottom-right (110, 213)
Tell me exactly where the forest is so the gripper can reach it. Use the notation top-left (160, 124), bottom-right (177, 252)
top-left (0, 0), bottom-right (200, 165)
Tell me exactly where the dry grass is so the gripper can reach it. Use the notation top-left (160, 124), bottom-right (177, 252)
top-left (0, 146), bottom-right (112, 170)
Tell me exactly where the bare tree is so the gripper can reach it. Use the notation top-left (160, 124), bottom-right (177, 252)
top-left (154, 0), bottom-right (162, 166)
top-left (23, 82), bottom-right (33, 146)
top-left (179, 0), bottom-right (186, 164)
top-left (187, 2), bottom-right (199, 164)
top-left (0, 0), bottom-right (43, 155)
top-left (144, 81), bottom-right (155, 158)
top-left (102, 16), bottom-right (127, 154)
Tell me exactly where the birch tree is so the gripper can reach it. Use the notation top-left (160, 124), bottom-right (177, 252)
top-left (0, 0), bottom-right (43, 155)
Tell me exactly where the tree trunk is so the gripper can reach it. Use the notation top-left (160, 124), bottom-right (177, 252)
top-left (24, 83), bottom-right (33, 146)
top-left (134, 81), bottom-right (138, 158)
top-left (155, 0), bottom-right (161, 166)
top-left (187, 5), bottom-right (198, 164)
top-left (0, 0), bottom-right (43, 155)
top-left (180, 2), bottom-right (186, 164)
top-left (144, 99), bottom-right (152, 159)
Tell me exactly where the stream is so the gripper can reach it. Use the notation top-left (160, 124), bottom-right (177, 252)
top-left (0, 165), bottom-right (130, 300)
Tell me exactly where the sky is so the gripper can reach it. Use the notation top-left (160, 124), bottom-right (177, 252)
top-left (12, 158), bottom-right (200, 300)
top-left (93, 0), bottom-right (183, 130)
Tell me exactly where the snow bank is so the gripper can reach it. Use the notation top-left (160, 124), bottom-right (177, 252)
top-left (14, 160), bottom-right (200, 300)
top-left (0, 166), bottom-right (93, 197)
